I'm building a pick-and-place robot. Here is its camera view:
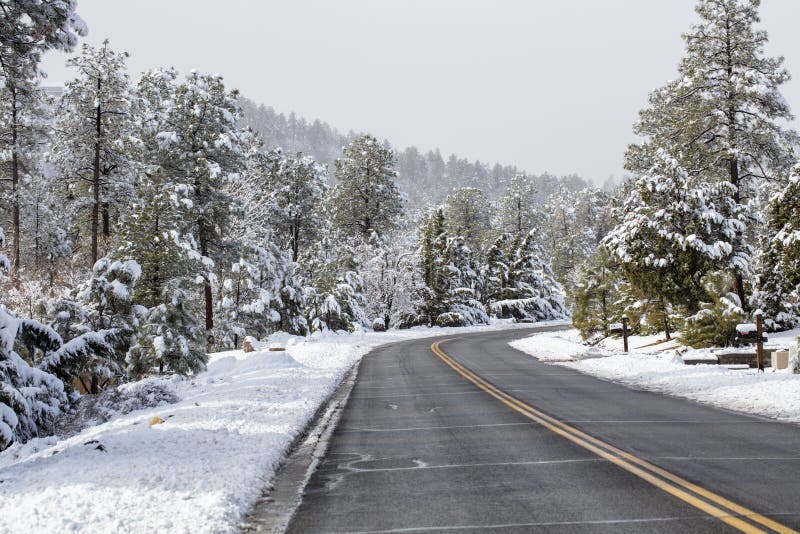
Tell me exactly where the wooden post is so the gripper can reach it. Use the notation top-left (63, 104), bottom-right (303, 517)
top-left (622, 315), bottom-right (629, 353)
top-left (755, 312), bottom-right (764, 373)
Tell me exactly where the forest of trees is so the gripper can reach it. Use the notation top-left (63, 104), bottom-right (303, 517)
top-left (573, 0), bottom-right (799, 347)
top-left (0, 1), bottom-right (597, 450)
top-left (2, 0), bottom-right (798, 452)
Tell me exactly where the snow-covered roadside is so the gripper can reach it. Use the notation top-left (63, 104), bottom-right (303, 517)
top-left (0, 320), bottom-right (563, 534)
top-left (510, 329), bottom-right (800, 424)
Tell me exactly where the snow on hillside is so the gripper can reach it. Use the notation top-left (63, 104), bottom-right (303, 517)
top-left (510, 330), bottom-right (800, 424)
top-left (0, 321), bottom-right (558, 534)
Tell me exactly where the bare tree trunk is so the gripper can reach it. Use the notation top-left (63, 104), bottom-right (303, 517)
top-left (10, 87), bottom-right (20, 282)
top-left (199, 228), bottom-right (214, 331)
top-left (91, 95), bottom-right (102, 267)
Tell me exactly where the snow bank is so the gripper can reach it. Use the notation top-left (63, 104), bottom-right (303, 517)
top-left (0, 320), bottom-right (563, 533)
top-left (510, 330), bottom-right (800, 424)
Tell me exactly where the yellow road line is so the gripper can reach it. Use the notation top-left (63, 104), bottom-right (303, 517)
top-left (431, 341), bottom-right (798, 534)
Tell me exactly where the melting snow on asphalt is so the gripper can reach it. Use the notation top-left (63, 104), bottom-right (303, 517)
top-left (0, 320), bottom-right (563, 534)
top-left (510, 329), bottom-right (800, 424)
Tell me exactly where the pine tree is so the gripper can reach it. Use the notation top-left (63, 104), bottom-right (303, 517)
top-left (158, 71), bottom-right (245, 333)
top-left (261, 150), bottom-right (326, 262)
top-left (604, 150), bottom-right (747, 317)
top-left (47, 258), bottom-right (143, 393)
top-left (126, 282), bottom-right (205, 377)
top-left (570, 248), bottom-right (621, 340)
top-left (499, 174), bottom-right (540, 239)
top-left (0, 305), bottom-right (67, 451)
top-left (0, 0), bottom-right (86, 80)
top-left (328, 134), bottom-right (403, 240)
top-left (417, 208), bottom-right (449, 323)
top-left (443, 187), bottom-right (492, 256)
top-left (0, 69), bottom-right (51, 280)
top-left (628, 0), bottom-right (798, 308)
top-left (52, 39), bottom-right (134, 267)
top-left (756, 165), bottom-right (800, 330)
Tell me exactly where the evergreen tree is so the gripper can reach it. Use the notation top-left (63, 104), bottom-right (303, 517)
top-left (499, 174), bottom-right (540, 239)
top-left (0, 305), bottom-right (67, 451)
top-left (628, 0), bottom-right (798, 308)
top-left (443, 187), bottom-right (492, 256)
top-left (328, 134), bottom-right (403, 240)
top-left (0, 69), bottom-right (50, 279)
top-left (261, 150), bottom-right (326, 262)
top-left (756, 165), bottom-right (800, 330)
top-left (157, 71), bottom-right (245, 332)
top-left (570, 248), bottom-right (621, 339)
top-left (604, 150), bottom-right (747, 318)
top-left (52, 39), bottom-right (134, 267)
top-left (126, 282), bottom-right (205, 377)
top-left (48, 258), bottom-right (142, 393)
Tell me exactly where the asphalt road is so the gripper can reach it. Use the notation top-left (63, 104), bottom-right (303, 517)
top-left (286, 327), bottom-right (800, 533)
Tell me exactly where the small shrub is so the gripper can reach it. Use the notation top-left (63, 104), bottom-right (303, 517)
top-left (680, 273), bottom-right (745, 348)
top-left (435, 312), bottom-right (466, 328)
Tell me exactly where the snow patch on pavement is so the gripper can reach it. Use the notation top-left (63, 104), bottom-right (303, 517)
top-left (0, 320), bottom-right (565, 534)
top-left (510, 329), bottom-right (800, 424)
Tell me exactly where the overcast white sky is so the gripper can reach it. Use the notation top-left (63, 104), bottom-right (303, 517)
top-left (41, 0), bottom-right (800, 183)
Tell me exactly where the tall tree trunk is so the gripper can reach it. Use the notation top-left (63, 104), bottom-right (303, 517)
top-left (102, 201), bottom-right (110, 237)
top-left (10, 87), bottom-right (20, 282)
top-left (91, 94), bottom-right (102, 267)
top-left (198, 227), bottom-right (214, 331)
top-left (729, 157), bottom-right (749, 311)
top-left (91, 140), bottom-right (100, 267)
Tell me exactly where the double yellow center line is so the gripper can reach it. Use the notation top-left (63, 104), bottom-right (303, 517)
top-left (430, 340), bottom-right (797, 534)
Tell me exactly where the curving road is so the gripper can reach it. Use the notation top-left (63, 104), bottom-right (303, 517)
top-left (286, 327), bottom-right (800, 533)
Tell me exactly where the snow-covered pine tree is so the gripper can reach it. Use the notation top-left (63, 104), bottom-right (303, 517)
top-left (483, 233), bottom-right (514, 304)
top-left (416, 208), bottom-right (449, 324)
top-left (46, 258), bottom-right (143, 393)
top-left (541, 188), bottom-right (598, 284)
top-left (0, 0), bottom-right (86, 82)
top-left (570, 248), bottom-right (620, 339)
top-left (52, 39), bottom-right (134, 267)
top-left (358, 233), bottom-right (416, 329)
top-left (484, 231), bottom-right (566, 321)
top-left (158, 71), bottom-right (245, 333)
top-left (261, 150), bottom-right (327, 262)
top-left (756, 165), bottom-right (800, 330)
top-left (502, 231), bottom-right (567, 321)
top-left (628, 0), bottom-right (798, 308)
top-left (0, 65), bottom-right (51, 279)
top-left (429, 229), bottom-right (488, 327)
top-left (0, 305), bottom-right (67, 451)
top-left (114, 167), bottom-right (207, 375)
top-left (443, 187), bottom-right (492, 258)
top-left (604, 150), bottom-right (748, 322)
top-left (498, 175), bottom-right (540, 240)
top-left (328, 134), bottom-right (403, 240)
top-left (126, 282), bottom-right (206, 377)
top-left (222, 137), bottom-right (309, 339)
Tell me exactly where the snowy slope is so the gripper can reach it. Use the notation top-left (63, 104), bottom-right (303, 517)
top-left (0, 321), bottom-right (561, 534)
top-left (510, 330), bottom-right (800, 424)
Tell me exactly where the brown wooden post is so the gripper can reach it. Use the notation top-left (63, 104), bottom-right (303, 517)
top-left (622, 315), bottom-right (629, 353)
top-left (756, 312), bottom-right (764, 373)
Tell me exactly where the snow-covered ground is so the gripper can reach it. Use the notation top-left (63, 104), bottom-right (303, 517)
top-left (0, 320), bottom-right (561, 534)
top-left (510, 329), bottom-right (800, 424)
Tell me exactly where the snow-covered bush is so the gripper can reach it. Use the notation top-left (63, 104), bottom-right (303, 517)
top-left (372, 317), bottom-right (387, 332)
top-left (126, 284), bottom-right (206, 377)
top-left (436, 312), bottom-right (466, 328)
top-left (0, 307), bottom-right (68, 451)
